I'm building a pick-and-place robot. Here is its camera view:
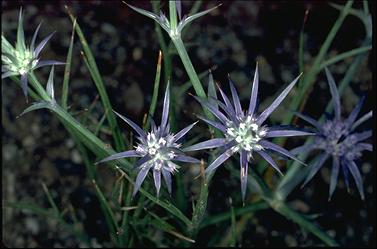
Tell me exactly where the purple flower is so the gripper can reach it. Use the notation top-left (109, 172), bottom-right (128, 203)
top-left (292, 68), bottom-right (372, 200)
top-left (185, 64), bottom-right (313, 200)
top-left (2, 8), bottom-right (64, 99)
top-left (97, 83), bottom-right (200, 197)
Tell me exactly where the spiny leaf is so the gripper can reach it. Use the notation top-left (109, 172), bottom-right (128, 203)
top-left (177, 4), bottom-right (222, 33)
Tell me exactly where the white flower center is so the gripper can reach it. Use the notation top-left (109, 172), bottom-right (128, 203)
top-left (3, 49), bottom-right (36, 75)
top-left (135, 131), bottom-right (179, 171)
top-left (226, 115), bottom-right (266, 152)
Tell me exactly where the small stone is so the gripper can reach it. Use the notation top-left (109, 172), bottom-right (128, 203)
top-left (23, 136), bottom-right (35, 147)
top-left (25, 217), bottom-right (39, 235)
top-left (132, 47), bottom-right (142, 61)
top-left (71, 149), bottom-right (82, 164)
top-left (285, 234), bottom-right (297, 246)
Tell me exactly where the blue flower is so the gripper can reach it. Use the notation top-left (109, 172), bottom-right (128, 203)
top-left (185, 64), bottom-right (313, 200)
top-left (2, 8), bottom-right (64, 99)
top-left (97, 83), bottom-right (200, 197)
top-left (292, 68), bottom-right (372, 200)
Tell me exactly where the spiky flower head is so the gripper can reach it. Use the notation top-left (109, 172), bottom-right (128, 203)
top-left (185, 64), bottom-right (313, 200)
top-left (292, 68), bottom-right (372, 200)
top-left (97, 83), bottom-right (200, 197)
top-left (125, 1), bottom-right (221, 39)
top-left (2, 8), bottom-right (64, 99)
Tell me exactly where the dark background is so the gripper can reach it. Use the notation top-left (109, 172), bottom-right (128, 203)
top-left (2, 0), bottom-right (375, 247)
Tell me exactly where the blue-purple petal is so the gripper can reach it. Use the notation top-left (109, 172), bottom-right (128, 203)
top-left (293, 112), bottom-right (323, 131)
top-left (96, 150), bottom-right (140, 164)
top-left (160, 82), bottom-right (170, 134)
top-left (351, 111), bottom-right (372, 131)
top-left (228, 75), bottom-right (243, 116)
top-left (173, 121), bottom-right (198, 142)
top-left (325, 67), bottom-right (341, 121)
top-left (183, 138), bottom-right (227, 152)
top-left (256, 150), bottom-right (283, 176)
top-left (21, 73), bottom-right (28, 98)
top-left (240, 150), bottom-right (248, 201)
top-left (205, 148), bottom-right (234, 173)
top-left (153, 169), bottom-right (162, 197)
top-left (248, 63), bottom-right (259, 115)
top-left (302, 153), bottom-right (329, 187)
top-left (31, 22), bottom-right (42, 51)
top-left (193, 95), bottom-right (229, 124)
top-left (196, 114), bottom-right (227, 133)
top-left (134, 155), bottom-right (152, 169)
top-left (34, 60), bottom-right (65, 70)
top-left (264, 129), bottom-right (315, 138)
top-left (257, 74), bottom-right (301, 125)
top-left (290, 143), bottom-right (315, 156)
top-left (34, 32), bottom-right (55, 58)
top-left (217, 84), bottom-right (235, 113)
top-left (346, 160), bottom-right (365, 200)
top-left (172, 155), bottom-right (201, 164)
top-left (346, 95), bottom-right (365, 129)
top-left (162, 168), bottom-right (172, 194)
top-left (113, 110), bottom-right (146, 140)
top-left (328, 156), bottom-right (339, 201)
top-left (133, 166), bottom-right (150, 196)
top-left (353, 130), bottom-right (372, 143)
top-left (258, 140), bottom-right (307, 166)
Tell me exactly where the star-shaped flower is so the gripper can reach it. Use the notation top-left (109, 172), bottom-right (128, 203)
top-left (292, 68), bottom-right (372, 200)
top-left (97, 83), bottom-right (200, 197)
top-left (185, 64), bottom-right (313, 200)
top-left (2, 8), bottom-right (64, 99)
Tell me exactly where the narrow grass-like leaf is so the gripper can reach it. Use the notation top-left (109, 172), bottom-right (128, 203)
top-left (4, 200), bottom-right (91, 246)
top-left (144, 50), bottom-right (162, 130)
top-left (41, 182), bottom-right (60, 216)
top-left (273, 202), bottom-right (339, 246)
top-left (16, 8), bottom-right (26, 51)
top-left (65, 6), bottom-right (125, 151)
top-left (123, 1), bottom-right (170, 33)
top-left (61, 18), bottom-right (76, 110)
top-left (280, 1), bottom-right (353, 126)
top-left (199, 201), bottom-right (269, 228)
top-left (18, 101), bottom-right (52, 117)
top-left (177, 4), bottom-right (222, 33)
top-left (94, 112), bottom-right (107, 136)
top-left (147, 209), bottom-right (196, 243)
top-left (15, 74), bottom-right (192, 230)
top-left (46, 66), bottom-right (55, 100)
top-left (92, 179), bottom-right (119, 244)
top-left (229, 199), bottom-right (237, 247)
top-left (321, 45), bottom-right (371, 69)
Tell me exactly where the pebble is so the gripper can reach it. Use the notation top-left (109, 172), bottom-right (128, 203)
top-left (25, 217), bottom-right (39, 235)
top-left (71, 149), bottom-right (83, 164)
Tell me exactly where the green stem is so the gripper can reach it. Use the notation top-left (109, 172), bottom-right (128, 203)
top-left (187, 170), bottom-right (213, 238)
top-left (144, 51), bottom-right (162, 130)
top-left (272, 202), bottom-right (339, 246)
top-left (172, 37), bottom-right (207, 99)
top-left (199, 201), bottom-right (269, 228)
top-left (320, 45), bottom-right (371, 69)
top-left (169, 1), bottom-right (178, 30)
top-left (93, 179), bottom-right (120, 244)
top-left (65, 6), bottom-right (125, 151)
top-left (29, 73), bottom-right (51, 101)
top-left (259, 1), bottom-right (353, 172)
top-left (21, 75), bottom-right (191, 226)
top-left (61, 19), bottom-right (76, 110)
top-left (151, 0), bottom-right (172, 85)
top-left (281, 0), bottom-right (353, 128)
